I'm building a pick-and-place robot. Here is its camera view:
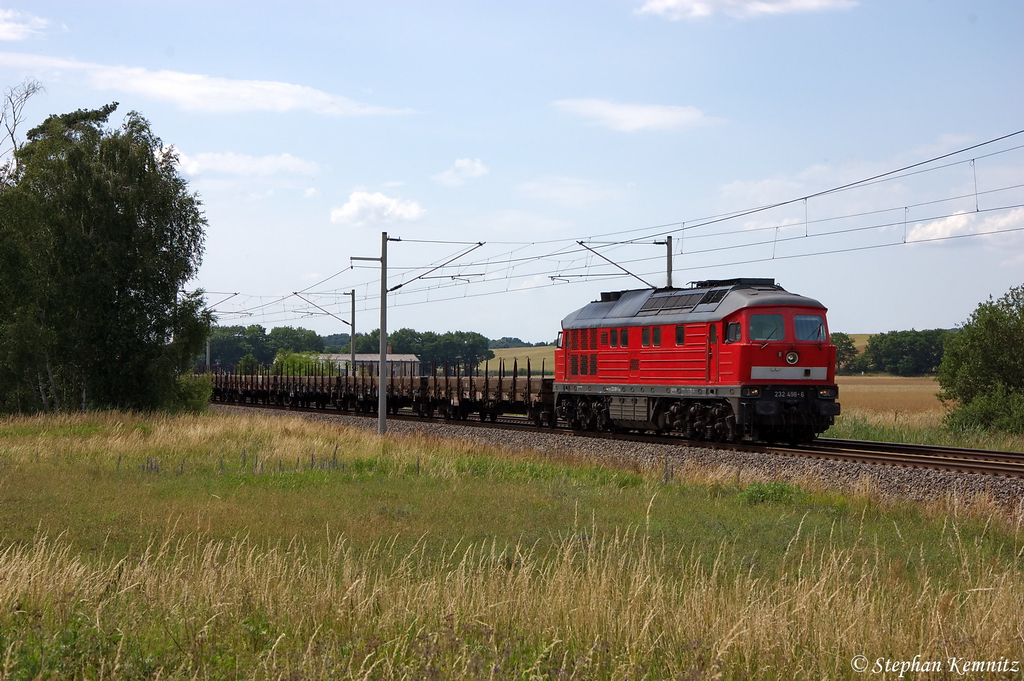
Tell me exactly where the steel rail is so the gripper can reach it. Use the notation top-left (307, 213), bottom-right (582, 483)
top-left (210, 401), bottom-right (1024, 479)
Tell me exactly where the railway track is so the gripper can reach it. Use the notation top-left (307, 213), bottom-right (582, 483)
top-left (211, 400), bottom-right (1024, 479)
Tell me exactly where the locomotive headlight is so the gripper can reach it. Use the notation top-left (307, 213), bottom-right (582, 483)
top-left (741, 387), bottom-right (761, 397)
top-left (785, 351), bottom-right (799, 365)
top-left (818, 387), bottom-right (838, 399)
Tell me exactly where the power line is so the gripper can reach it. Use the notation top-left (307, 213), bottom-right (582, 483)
top-left (192, 131), bottom-right (1024, 324)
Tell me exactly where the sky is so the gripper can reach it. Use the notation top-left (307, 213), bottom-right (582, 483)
top-left (2, 0), bottom-right (1022, 343)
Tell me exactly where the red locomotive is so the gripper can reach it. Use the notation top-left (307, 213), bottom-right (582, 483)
top-left (553, 278), bottom-right (841, 443)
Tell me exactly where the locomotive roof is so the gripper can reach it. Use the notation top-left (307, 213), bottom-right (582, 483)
top-left (560, 278), bottom-right (827, 330)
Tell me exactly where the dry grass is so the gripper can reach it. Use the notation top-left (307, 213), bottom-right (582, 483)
top-left (847, 333), bottom-right (871, 353)
top-left (836, 375), bottom-right (942, 413)
top-left (483, 346), bottom-right (556, 373)
top-left (835, 375), bottom-right (944, 428)
top-left (2, 522), bottom-right (1023, 678)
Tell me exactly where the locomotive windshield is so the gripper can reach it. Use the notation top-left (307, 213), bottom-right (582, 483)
top-left (795, 314), bottom-right (827, 341)
top-left (750, 314), bottom-right (784, 341)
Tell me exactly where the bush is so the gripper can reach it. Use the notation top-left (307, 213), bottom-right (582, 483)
top-left (939, 284), bottom-right (1024, 434)
top-left (165, 374), bottom-right (212, 414)
top-left (943, 384), bottom-right (1024, 434)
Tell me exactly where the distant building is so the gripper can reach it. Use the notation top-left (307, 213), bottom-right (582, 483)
top-left (318, 353), bottom-right (421, 377)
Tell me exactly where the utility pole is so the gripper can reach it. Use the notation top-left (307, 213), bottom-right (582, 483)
top-left (352, 232), bottom-right (399, 435)
top-left (378, 231), bottom-right (387, 432)
top-left (654, 235), bottom-right (673, 288)
top-left (344, 289), bottom-right (356, 378)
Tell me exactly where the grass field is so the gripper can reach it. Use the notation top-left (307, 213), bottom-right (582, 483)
top-left (1, 409), bottom-right (1023, 678)
top-left (483, 345), bottom-right (556, 374)
top-left (836, 374), bottom-right (942, 418)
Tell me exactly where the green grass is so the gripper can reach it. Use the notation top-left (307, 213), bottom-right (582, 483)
top-left (1, 410), bottom-right (1023, 678)
top-left (825, 413), bottom-right (1024, 452)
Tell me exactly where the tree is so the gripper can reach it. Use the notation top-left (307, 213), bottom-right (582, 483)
top-left (865, 329), bottom-right (950, 376)
top-left (0, 103), bottom-right (208, 412)
top-left (267, 326), bottom-right (323, 356)
top-left (0, 79), bottom-right (43, 187)
top-left (342, 327), bottom-right (494, 374)
top-left (938, 284), bottom-right (1024, 432)
top-left (490, 336), bottom-right (530, 349)
top-left (830, 332), bottom-right (858, 374)
top-left (322, 332), bottom-right (351, 353)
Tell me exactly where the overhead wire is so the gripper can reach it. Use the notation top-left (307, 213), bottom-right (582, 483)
top-left (194, 130), bottom-right (1024, 323)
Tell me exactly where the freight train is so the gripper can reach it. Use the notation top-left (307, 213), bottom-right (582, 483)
top-left (211, 278), bottom-right (840, 445)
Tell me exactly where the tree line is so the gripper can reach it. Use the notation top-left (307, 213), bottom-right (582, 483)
top-left (207, 324), bottom-right (500, 375)
top-left (831, 329), bottom-right (953, 377)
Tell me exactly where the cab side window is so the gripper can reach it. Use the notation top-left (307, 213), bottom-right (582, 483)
top-left (726, 322), bottom-right (741, 343)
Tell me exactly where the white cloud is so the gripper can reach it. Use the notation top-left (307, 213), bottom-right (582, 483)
top-left (636, 0), bottom-right (856, 20)
top-left (553, 98), bottom-right (720, 132)
top-left (304, 187), bottom-right (320, 198)
top-left (518, 177), bottom-right (628, 207)
top-left (175, 150), bottom-right (320, 176)
top-left (908, 208), bottom-right (1024, 244)
top-left (330, 191), bottom-right (425, 226)
top-left (433, 158), bottom-right (489, 187)
top-left (0, 52), bottom-right (411, 116)
top-left (0, 10), bottom-right (47, 40)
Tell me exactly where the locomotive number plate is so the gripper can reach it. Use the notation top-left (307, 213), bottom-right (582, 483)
top-left (773, 389), bottom-right (806, 399)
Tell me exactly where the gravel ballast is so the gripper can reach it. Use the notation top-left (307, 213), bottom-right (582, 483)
top-left (211, 404), bottom-right (1024, 510)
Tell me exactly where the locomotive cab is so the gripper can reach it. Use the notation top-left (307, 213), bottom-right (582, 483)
top-left (720, 305), bottom-right (840, 443)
